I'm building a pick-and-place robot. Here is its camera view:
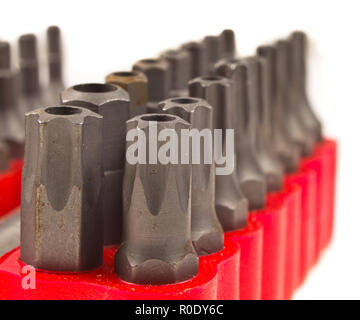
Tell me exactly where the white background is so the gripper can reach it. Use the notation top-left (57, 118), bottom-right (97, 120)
top-left (1, 0), bottom-right (359, 299)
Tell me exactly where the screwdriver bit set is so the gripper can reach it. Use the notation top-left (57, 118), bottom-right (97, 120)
top-left (0, 27), bottom-right (337, 300)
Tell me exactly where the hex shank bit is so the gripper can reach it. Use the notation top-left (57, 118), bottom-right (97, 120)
top-left (115, 114), bottom-right (198, 284)
top-left (189, 76), bottom-right (249, 230)
top-left (0, 41), bottom-right (11, 69)
top-left (220, 29), bottom-right (236, 59)
top-left (215, 59), bottom-right (266, 210)
top-left (20, 106), bottom-right (103, 271)
top-left (257, 45), bottom-right (300, 173)
top-left (106, 70), bottom-right (148, 117)
top-left (160, 97), bottom-right (224, 255)
top-left (133, 58), bottom-right (171, 113)
top-left (61, 83), bottom-right (130, 245)
top-left (291, 31), bottom-right (322, 143)
top-left (181, 41), bottom-right (206, 78)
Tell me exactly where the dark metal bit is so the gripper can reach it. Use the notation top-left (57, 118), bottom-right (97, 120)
top-left (61, 83), bottom-right (130, 245)
top-left (203, 35), bottom-right (221, 74)
top-left (181, 41), bottom-right (206, 78)
top-left (0, 41), bottom-right (11, 69)
top-left (106, 70), bottom-right (148, 117)
top-left (0, 140), bottom-right (9, 171)
top-left (219, 29), bottom-right (236, 59)
top-left (257, 45), bottom-right (301, 173)
top-left (215, 58), bottom-right (266, 210)
top-left (291, 31), bottom-right (322, 143)
top-left (133, 58), bottom-right (171, 113)
top-left (0, 211), bottom-right (20, 257)
top-left (160, 97), bottom-right (224, 255)
top-left (115, 114), bottom-right (198, 285)
top-left (189, 76), bottom-right (249, 231)
top-left (20, 106), bottom-right (104, 271)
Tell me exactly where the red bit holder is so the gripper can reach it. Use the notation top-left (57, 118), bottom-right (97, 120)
top-left (0, 139), bottom-right (337, 300)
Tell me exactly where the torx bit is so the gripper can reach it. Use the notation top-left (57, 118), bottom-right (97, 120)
top-left (219, 29), bottom-right (236, 59)
top-left (115, 114), bottom-right (198, 285)
top-left (61, 83), bottom-right (130, 245)
top-left (0, 212), bottom-right (20, 257)
top-left (257, 45), bottom-right (301, 173)
top-left (245, 56), bottom-right (284, 191)
top-left (161, 49), bottom-right (191, 97)
top-left (276, 39), bottom-right (314, 157)
top-left (291, 31), bottom-right (322, 143)
top-left (45, 26), bottom-right (64, 105)
top-left (18, 34), bottom-right (43, 111)
top-left (189, 76), bottom-right (249, 231)
top-left (20, 106), bottom-right (103, 271)
top-left (160, 97), bottom-right (224, 255)
top-left (215, 58), bottom-right (266, 210)
top-left (203, 35), bottom-right (221, 74)
top-left (181, 41), bottom-right (206, 78)
top-left (0, 41), bottom-right (11, 69)
top-left (133, 58), bottom-right (171, 113)
top-left (106, 70), bottom-right (148, 118)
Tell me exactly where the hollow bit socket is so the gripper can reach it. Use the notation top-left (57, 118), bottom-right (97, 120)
top-left (245, 56), bottom-right (284, 191)
top-left (276, 39), bottom-right (315, 157)
top-left (61, 83), bottom-right (130, 245)
top-left (160, 97), bottom-right (224, 255)
top-left (115, 114), bottom-right (198, 285)
top-left (189, 76), bottom-right (249, 231)
top-left (203, 35), bottom-right (221, 74)
top-left (291, 31), bottom-right (322, 143)
top-left (257, 45), bottom-right (300, 173)
top-left (20, 106), bottom-right (103, 271)
top-left (181, 41), bottom-right (206, 78)
top-left (0, 41), bottom-right (11, 69)
top-left (220, 29), bottom-right (236, 59)
top-left (161, 49), bottom-right (191, 97)
top-left (215, 58), bottom-right (266, 210)
top-left (106, 70), bottom-right (148, 117)
top-left (133, 58), bottom-right (171, 113)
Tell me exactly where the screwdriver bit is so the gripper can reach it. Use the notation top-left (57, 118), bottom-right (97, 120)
top-left (115, 114), bottom-right (198, 285)
top-left (257, 45), bottom-right (301, 173)
top-left (0, 212), bottom-right (20, 257)
top-left (133, 58), bottom-right (171, 113)
top-left (189, 76), bottom-right (249, 231)
top-left (161, 49), bottom-right (191, 97)
top-left (215, 59), bottom-right (266, 210)
top-left (45, 26), bottom-right (65, 105)
top-left (160, 97), bottom-right (224, 255)
top-left (245, 56), bottom-right (284, 191)
top-left (21, 106), bottom-right (103, 271)
top-left (276, 39), bottom-right (314, 157)
top-left (0, 140), bottom-right (9, 171)
top-left (203, 35), bottom-right (221, 74)
top-left (0, 70), bottom-right (25, 159)
top-left (0, 41), bottom-right (11, 69)
top-left (219, 29), bottom-right (236, 59)
top-left (61, 83), bottom-right (130, 245)
top-left (181, 41), bottom-right (206, 78)
top-left (291, 31), bottom-right (322, 143)
top-left (106, 70), bottom-right (148, 117)
top-left (18, 34), bottom-right (43, 112)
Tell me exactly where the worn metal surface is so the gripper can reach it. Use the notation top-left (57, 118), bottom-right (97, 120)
top-left (257, 45), bottom-right (301, 173)
top-left (20, 106), bottom-right (103, 271)
top-left (133, 58), bottom-right (171, 113)
top-left (106, 70), bottom-right (148, 117)
top-left (115, 114), bottom-right (198, 284)
top-left (61, 83), bottom-right (130, 245)
top-left (189, 76), bottom-right (249, 231)
top-left (0, 211), bottom-right (20, 257)
top-left (220, 29), bottom-right (236, 59)
top-left (0, 41), bottom-right (11, 69)
top-left (181, 41), bottom-right (206, 78)
top-left (161, 97), bottom-right (224, 255)
top-left (215, 58), bottom-right (266, 210)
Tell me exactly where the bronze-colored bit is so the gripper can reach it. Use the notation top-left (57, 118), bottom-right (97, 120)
top-left (160, 97), bottom-right (224, 255)
top-left (245, 56), bottom-right (284, 191)
top-left (203, 35), bottom-right (221, 74)
top-left (61, 83), bottom-right (130, 245)
top-left (257, 45), bottom-right (301, 173)
top-left (0, 41), bottom-right (11, 69)
top-left (276, 39), bottom-right (315, 156)
top-left (106, 70), bottom-right (148, 117)
top-left (21, 106), bottom-right (103, 271)
top-left (215, 58), bottom-right (266, 210)
top-left (181, 41), bottom-right (206, 78)
top-left (189, 76), bottom-right (249, 231)
top-left (161, 49), bottom-right (191, 97)
top-left (220, 29), bottom-right (236, 59)
top-left (291, 31), bottom-right (322, 143)
top-left (133, 58), bottom-right (171, 113)
top-left (115, 114), bottom-right (198, 285)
